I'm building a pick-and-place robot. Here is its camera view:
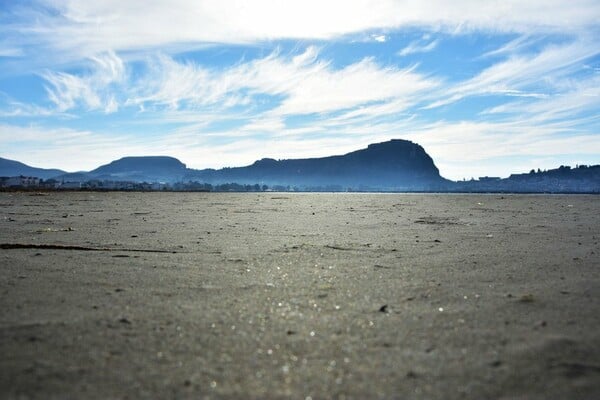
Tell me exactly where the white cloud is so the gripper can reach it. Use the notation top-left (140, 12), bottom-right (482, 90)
top-left (398, 37), bottom-right (439, 56)
top-left (426, 38), bottom-right (600, 109)
top-left (129, 48), bottom-right (321, 109)
top-left (480, 35), bottom-right (538, 58)
top-left (0, 96), bottom-right (58, 118)
top-left (482, 75), bottom-right (600, 124)
top-left (129, 48), bottom-right (437, 117)
top-left (324, 99), bottom-right (416, 125)
top-left (274, 58), bottom-right (437, 115)
top-left (42, 50), bottom-right (125, 112)
top-left (43, 71), bottom-right (100, 111)
top-left (5, 1), bottom-right (599, 64)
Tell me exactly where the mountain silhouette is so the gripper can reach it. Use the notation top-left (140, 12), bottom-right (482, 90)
top-left (51, 156), bottom-right (187, 183)
top-left (188, 139), bottom-right (446, 189)
top-left (87, 156), bottom-right (187, 182)
top-left (3, 140), bottom-right (598, 192)
top-left (0, 157), bottom-right (66, 179)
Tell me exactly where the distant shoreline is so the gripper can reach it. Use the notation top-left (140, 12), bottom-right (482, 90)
top-left (1, 188), bottom-right (598, 195)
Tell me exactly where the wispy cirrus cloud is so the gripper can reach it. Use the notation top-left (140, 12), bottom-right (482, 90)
top-left (426, 38), bottom-right (600, 109)
top-left (397, 35), bottom-right (439, 56)
top-left (130, 47), bottom-right (321, 111)
top-left (481, 74), bottom-right (600, 124)
top-left (2, 1), bottom-right (599, 68)
top-left (89, 47), bottom-right (438, 119)
top-left (274, 58), bottom-right (437, 115)
top-left (480, 35), bottom-right (539, 58)
top-left (0, 95), bottom-right (57, 118)
top-left (41, 51), bottom-right (125, 113)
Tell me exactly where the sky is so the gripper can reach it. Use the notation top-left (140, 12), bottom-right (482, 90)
top-left (1, 1), bottom-right (599, 180)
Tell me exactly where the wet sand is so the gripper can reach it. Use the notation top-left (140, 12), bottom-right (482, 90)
top-left (1, 192), bottom-right (599, 399)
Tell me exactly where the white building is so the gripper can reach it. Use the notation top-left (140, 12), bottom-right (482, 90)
top-left (5, 176), bottom-right (40, 187)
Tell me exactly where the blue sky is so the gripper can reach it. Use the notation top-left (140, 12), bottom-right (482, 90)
top-left (1, 1), bottom-right (599, 180)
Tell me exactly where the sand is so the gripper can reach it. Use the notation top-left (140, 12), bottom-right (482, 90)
top-left (1, 192), bottom-right (599, 399)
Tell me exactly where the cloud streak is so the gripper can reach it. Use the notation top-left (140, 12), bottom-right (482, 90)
top-left (42, 51), bottom-right (125, 113)
top-left (398, 37), bottom-right (439, 56)
top-left (3, 1), bottom-right (599, 67)
top-left (426, 38), bottom-right (600, 109)
top-left (52, 48), bottom-right (438, 119)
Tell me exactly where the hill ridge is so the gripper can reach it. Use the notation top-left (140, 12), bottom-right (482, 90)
top-left (2, 139), bottom-right (599, 192)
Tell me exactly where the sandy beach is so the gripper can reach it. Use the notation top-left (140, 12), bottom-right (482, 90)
top-left (1, 192), bottom-right (599, 399)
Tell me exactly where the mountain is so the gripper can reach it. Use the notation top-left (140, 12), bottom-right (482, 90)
top-left (89, 156), bottom-right (187, 182)
top-left (3, 140), bottom-right (598, 192)
top-left (56, 156), bottom-right (187, 183)
top-left (51, 140), bottom-right (447, 189)
top-left (187, 139), bottom-right (447, 190)
top-left (0, 157), bottom-right (66, 179)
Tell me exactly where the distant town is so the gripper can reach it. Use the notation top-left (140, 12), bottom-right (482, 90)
top-left (2, 164), bottom-right (599, 193)
top-left (0, 177), bottom-right (270, 192)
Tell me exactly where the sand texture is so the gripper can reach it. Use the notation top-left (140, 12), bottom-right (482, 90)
top-left (1, 192), bottom-right (599, 399)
